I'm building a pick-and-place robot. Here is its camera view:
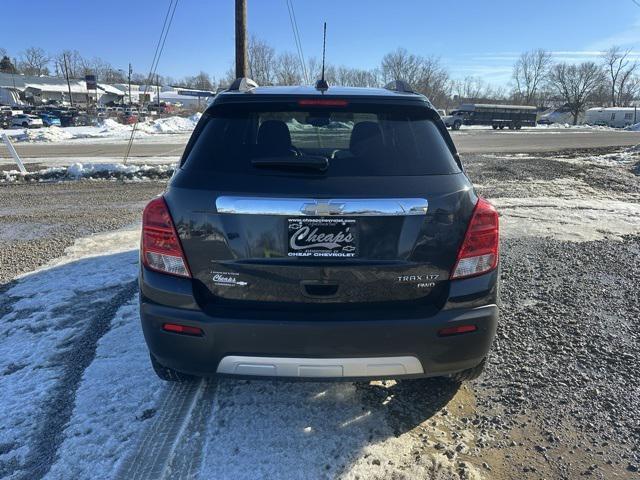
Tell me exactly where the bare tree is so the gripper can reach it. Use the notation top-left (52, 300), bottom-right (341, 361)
top-left (334, 66), bottom-right (378, 87)
top-left (275, 52), bottom-right (303, 85)
top-left (183, 71), bottom-right (214, 90)
top-left (413, 57), bottom-right (451, 108)
top-left (380, 48), bottom-right (452, 107)
top-left (380, 48), bottom-right (424, 85)
top-left (617, 73), bottom-right (640, 106)
top-left (18, 47), bottom-right (50, 76)
top-left (53, 50), bottom-right (85, 79)
top-left (248, 36), bottom-right (276, 85)
top-left (0, 48), bottom-right (7, 59)
top-left (548, 62), bottom-right (605, 124)
top-left (453, 76), bottom-right (502, 102)
top-left (512, 49), bottom-right (552, 105)
top-left (602, 46), bottom-right (638, 106)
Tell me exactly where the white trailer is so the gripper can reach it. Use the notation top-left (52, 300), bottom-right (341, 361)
top-left (585, 107), bottom-right (639, 128)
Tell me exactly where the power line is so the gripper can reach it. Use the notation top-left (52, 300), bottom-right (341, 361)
top-left (285, 0), bottom-right (308, 84)
top-left (123, 0), bottom-right (179, 164)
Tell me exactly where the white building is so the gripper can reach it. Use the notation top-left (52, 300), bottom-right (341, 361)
top-left (0, 72), bottom-right (124, 106)
top-left (110, 84), bottom-right (214, 108)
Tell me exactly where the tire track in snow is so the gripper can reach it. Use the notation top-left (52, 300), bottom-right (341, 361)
top-left (16, 281), bottom-right (138, 480)
top-left (114, 379), bottom-right (213, 480)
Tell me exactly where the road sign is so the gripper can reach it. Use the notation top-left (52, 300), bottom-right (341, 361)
top-left (85, 75), bottom-right (97, 90)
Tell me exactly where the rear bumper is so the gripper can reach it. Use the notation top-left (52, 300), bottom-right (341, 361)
top-left (140, 266), bottom-right (498, 379)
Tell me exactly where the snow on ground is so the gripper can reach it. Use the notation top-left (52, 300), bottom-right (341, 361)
top-left (0, 113), bottom-right (201, 144)
top-left (46, 297), bottom-right (163, 480)
top-left (0, 155), bottom-right (179, 167)
top-left (2, 162), bottom-right (176, 183)
top-left (482, 146), bottom-right (640, 242)
top-left (0, 225), bottom-right (483, 480)
top-left (198, 379), bottom-right (481, 480)
top-left (0, 228), bottom-right (141, 479)
top-left (493, 195), bottom-right (640, 241)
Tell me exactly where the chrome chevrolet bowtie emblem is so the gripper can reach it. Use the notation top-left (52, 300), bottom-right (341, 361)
top-left (301, 201), bottom-right (345, 216)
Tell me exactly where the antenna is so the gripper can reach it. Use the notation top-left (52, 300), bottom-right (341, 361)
top-left (315, 22), bottom-right (329, 90)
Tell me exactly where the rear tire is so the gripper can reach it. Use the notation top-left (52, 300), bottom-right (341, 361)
top-left (449, 358), bottom-right (486, 382)
top-left (452, 120), bottom-right (462, 130)
top-left (150, 353), bottom-right (197, 382)
top-left (492, 125), bottom-right (498, 130)
top-left (499, 125), bottom-right (505, 130)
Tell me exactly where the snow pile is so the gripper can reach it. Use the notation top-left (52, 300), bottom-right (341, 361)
top-left (22, 126), bottom-right (75, 142)
top-left (3, 115), bottom-right (200, 143)
top-left (287, 118), bottom-right (314, 131)
top-left (99, 118), bottom-right (133, 133)
top-left (141, 113), bottom-right (201, 134)
top-left (2, 162), bottom-right (175, 182)
top-left (287, 118), bottom-right (352, 131)
top-left (624, 122), bottom-right (640, 131)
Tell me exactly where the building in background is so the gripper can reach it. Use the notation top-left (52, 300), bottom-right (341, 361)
top-left (0, 72), bottom-right (124, 106)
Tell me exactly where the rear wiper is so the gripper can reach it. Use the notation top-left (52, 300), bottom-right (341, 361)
top-left (251, 155), bottom-right (329, 172)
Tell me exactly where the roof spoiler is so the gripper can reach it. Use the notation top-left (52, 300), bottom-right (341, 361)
top-left (384, 80), bottom-right (436, 109)
top-left (383, 80), bottom-right (415, 94)
top-left (228, 77), bottom-right (259, 92)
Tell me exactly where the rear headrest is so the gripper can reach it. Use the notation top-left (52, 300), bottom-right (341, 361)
top-left (257, 120), bottom-right (292, 156)
top-left (350, 121), bottom-right (383, 155)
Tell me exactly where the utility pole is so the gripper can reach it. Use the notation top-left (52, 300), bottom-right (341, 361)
top-left (128, 63), bottom-right (132, 106)
top-left (63, 53), bottom-right (74, 107)
top-left (235, 0), bottom-right (248, 78)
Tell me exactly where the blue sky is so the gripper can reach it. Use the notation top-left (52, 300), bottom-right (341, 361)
top-left (2, 0), bottom-right (639, 85)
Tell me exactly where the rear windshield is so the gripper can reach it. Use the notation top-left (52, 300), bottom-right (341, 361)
top-left (182, 102), bottom-right (460, 176)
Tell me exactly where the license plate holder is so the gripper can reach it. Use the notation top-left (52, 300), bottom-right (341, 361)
top-left (287, 217), bottom-right (358, 258)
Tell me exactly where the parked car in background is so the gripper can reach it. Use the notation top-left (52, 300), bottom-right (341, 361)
top-left (39, 113), bottom-right (62, 127)
top-left (443, 104), bottom-right (537, 130)
top-left (11, 114), bottom-right (44, 128)
top-left (585, 107), bottom-right (639, 128)
top-left (122, 112), bottom-right (138, 124)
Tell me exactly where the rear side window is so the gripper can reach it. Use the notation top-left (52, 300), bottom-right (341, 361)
top-left (182, 102), bottom-right (460, 176)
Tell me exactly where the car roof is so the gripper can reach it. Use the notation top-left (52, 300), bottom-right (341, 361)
top-left (212, 85), bottom-right (433, 108)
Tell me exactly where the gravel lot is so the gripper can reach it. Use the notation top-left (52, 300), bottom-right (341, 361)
top-left (0, 178), bottom-right (165, 285)
top-left (0, 147), bottom-right (638, 479)
top-left (463, 149), bottom-right (640, 479)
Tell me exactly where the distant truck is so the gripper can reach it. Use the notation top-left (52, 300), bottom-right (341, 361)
top-left (585, 107), bottom-right (639, 128)
top-left (443, 103), bottom-right (537, 130)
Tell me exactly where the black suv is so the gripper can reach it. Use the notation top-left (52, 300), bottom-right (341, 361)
top-left (139, 80), bottom-right (499, 382)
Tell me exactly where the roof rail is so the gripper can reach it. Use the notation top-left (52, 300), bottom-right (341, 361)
top-left (383, 80), bottom-right (415, 94)
top-left (228, 77), bottom-right (259, 92)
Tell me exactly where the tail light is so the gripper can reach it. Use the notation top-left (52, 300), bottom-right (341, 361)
top-left (142, 196), bottom-right (191, 277)
top-left (451, 197), bottom-right (499, 279)
top-left (438, 324), bottom-right (477, 337)
top-left (162, 323), bottom-right (203, 336)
